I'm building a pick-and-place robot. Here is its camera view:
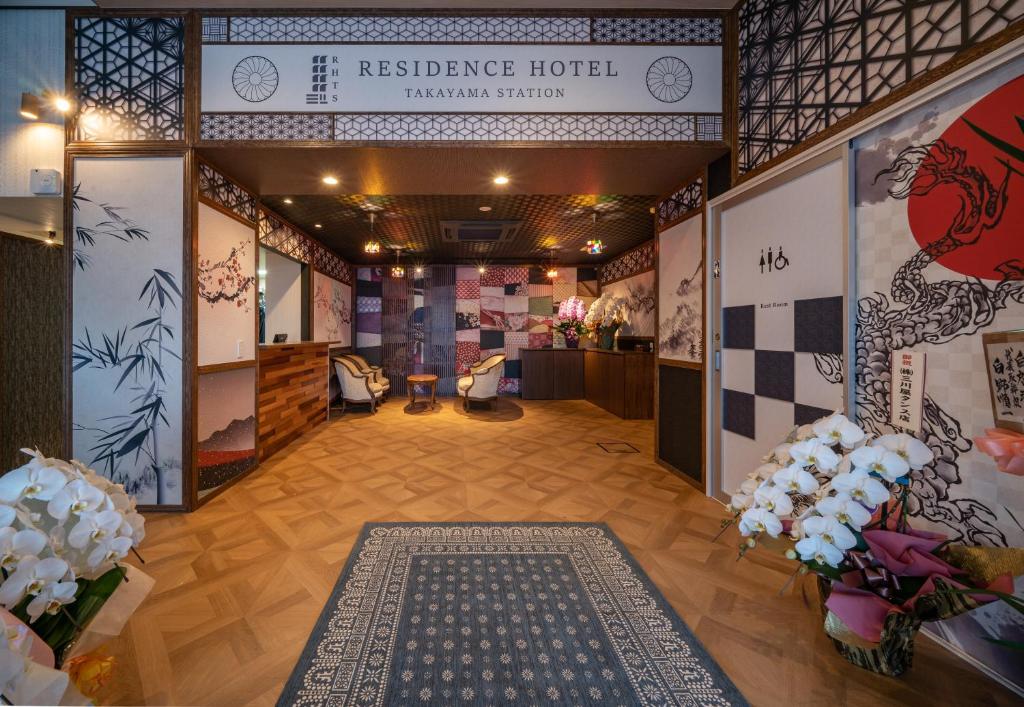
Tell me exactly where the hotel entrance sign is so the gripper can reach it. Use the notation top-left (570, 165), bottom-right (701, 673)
top-left (202, 44), bottom-right (721, 114)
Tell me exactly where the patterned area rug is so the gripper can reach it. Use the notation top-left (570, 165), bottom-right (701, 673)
top-left (279, 523), bottom-right (747, 706)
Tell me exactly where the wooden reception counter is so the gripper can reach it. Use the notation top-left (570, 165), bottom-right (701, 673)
top-left (258, 341), bottom-right (330, 461)
top-left (521, 347), bottom-right (653, 419)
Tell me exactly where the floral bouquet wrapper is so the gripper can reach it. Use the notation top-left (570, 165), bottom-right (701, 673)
top-left (818, 535), bottom-right (1024, 676)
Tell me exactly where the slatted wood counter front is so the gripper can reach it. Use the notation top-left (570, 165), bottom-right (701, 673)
top-left (258, 342), bottom-right (330, 461)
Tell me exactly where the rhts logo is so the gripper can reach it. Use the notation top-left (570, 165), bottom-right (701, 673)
top-left (306, 55), bottom-right (340, 105)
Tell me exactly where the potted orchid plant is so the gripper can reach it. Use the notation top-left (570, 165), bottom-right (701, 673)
top-left (555, 296), bottom-right (587, 348)
top-left (722, 413), bottom-right (1023, 676)
top-left (584, 292), bottom-right (628, 349)
top-left (0, 449), bottom-right (148, 704)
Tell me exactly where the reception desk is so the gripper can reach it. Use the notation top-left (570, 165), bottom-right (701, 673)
top-left (257, 341), bottom-right (330, 461)
top-left (521, 347), bottom-right (653, 419)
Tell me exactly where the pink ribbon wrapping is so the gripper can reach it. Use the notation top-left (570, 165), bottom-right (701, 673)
top-left (825, 528), bottom-right (1013, 643)
top-left (974, 428), bottom-right (1024, 475)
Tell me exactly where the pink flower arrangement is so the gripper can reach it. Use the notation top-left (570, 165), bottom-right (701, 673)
top-left (557, 296), bottom-right (586, 323)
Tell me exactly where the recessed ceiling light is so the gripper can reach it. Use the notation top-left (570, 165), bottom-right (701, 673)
top-left (493, 175), bottom-right (509, 186)
top-left (314, 223), bottom-right (323, 229)
top-left (479, 206), bottom-right (492, 212)
top-left (322, 175), bottom-right (339, 186)
top-left (283, 197), bottom-right (293, 204)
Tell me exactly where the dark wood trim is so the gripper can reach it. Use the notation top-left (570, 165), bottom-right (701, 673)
top-left (0, 231), bottom-right (63, 247)
top-left (726, 4), bottom-right (740, 187)
top-left (194, 8), bottom-right (729, 22)
top-left (184, 148), bottom-right (197, 513)
top-left (734, 21), bottom-right (1024, 186)
top-left (195, 461), bottom-right (259, 508)
top-left (654, 168), bottom-right (705, 234)
top-left (597, 238), bottom-right (656, 287)
top-left (656, 457), bottom-right (705, 491)
top-left (658, 358), bottom-right (703, 370)
top-left (198, 359), bottom-right (257, 374)
top-left (186, 11), bottom-right (200, 147)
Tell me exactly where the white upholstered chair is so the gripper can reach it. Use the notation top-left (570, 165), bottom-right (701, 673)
top-left (343, 353), bottom-right (390, 399)
top-left (333, 356), bottom-right (384, 414)
top-left (457, 354), bottom-right (506, 410)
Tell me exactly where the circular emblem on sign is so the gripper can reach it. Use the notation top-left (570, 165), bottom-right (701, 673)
top-left (232, 56), bottom-right (279, 103)
top-left (646, 57), bottom-right (693, 103)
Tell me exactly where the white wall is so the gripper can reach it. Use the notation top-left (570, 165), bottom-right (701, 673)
top-left (262, 248), bottom-right (304, 343)
top-left (0, 10), bottom-right (64, 199)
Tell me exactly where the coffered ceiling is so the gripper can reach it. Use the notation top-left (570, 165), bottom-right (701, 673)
top-left (260, 193), bottom-right (656, 265)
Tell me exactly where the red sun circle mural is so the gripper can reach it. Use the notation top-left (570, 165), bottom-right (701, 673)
top-left (906, 75), bottom-right (1024, 281)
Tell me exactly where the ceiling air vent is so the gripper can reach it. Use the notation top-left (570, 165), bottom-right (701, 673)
top-left (440, 220), bottom-right (522, 243)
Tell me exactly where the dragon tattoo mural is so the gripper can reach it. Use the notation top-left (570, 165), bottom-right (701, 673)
top-left (857, 126), bottom-right (1024, 546)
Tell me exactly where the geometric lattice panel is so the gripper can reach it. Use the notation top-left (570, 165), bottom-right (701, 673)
top-left (198, 162), bottom-right (257, 223)
top-left (598, 240), bottom-right (655, 285)
top-left (259, 210), bottom-right (352, 285)
top-left (737, 0), bottom-right (1024, 176)
top-left (202, 15), bottom-right (724, 45)
top-left (73, 16), bottom-right (185, 142)
top-left (657, 175), bottom-right (704, 230)
top-left (200, 113), bottom-right (722, 143)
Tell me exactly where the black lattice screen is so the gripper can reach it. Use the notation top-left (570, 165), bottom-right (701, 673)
top-left (736, 0), bottom-right (1023, 175)
top-left (422, 266), bottom-right (459, 397)
top-left (382, 274), bottom-right (412, 396)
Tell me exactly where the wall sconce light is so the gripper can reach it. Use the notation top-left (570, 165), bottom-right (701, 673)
top-left (414, 266), bottom-right (424, 276)
top-left (52, 96), bottom-right (72, 113)
top-left (477, 265), bottom-right (487, 275)
top-left (19, 93), bottom-right (41, 120)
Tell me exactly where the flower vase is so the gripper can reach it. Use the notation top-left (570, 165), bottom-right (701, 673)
top-left (817, 577), bottom-right (920, 677)
top-left (599, 323), bottom-right (620, 350)
top-left (564, 330), bottom-right (580, 348)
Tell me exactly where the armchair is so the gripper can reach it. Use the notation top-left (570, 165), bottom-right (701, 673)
top-left (333, 356), bottom-right (384, 414)
top-left (342, 353), bottom-right (390, 399)
top-left (457, 354), bottom-right (506, 410)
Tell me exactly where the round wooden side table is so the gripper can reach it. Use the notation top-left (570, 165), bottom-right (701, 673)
top-left (406, 374), bottom-right (439, 408)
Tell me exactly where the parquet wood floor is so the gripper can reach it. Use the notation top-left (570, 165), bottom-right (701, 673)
top-left (105, 399), bottom-right (1017, 706)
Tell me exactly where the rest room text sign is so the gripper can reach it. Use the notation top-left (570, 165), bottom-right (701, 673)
top-left (201, 44), bottom-right (722, 113)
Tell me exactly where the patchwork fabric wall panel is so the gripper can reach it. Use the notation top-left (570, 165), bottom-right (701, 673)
top-left (197, 202), bottom-right (257, 366)
top-left (382, 273), bottom-right (411, 395)
top-left (854, 58), bottom-right (1024, 548)
top-left (71, 156), bottom-right (185, 506)
top-left (658, 215), bottom-right (703, 362)
top-left (600, 269), bottom-right (656, 336)
top-left (197, 366), bottom-right (256, 497)
top-left (422, 265), bottom-right (458, 396)
top-left (356, 267), bottom-right (383, 365)
top-left (719, 157), bottom-right (846, 495)
top-left (312, 269), bottom-right (352, 345)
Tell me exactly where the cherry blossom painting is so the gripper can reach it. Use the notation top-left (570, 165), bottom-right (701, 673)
top-left (198, 203), bottom-right (257, 366)
top-left (313, 270), bottom-right (352, 345)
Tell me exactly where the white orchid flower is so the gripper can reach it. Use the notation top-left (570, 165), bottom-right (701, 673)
top-left (772, 444), bottom-right (793, 465)
top-left (849, 445), bottom-right (910, 482)
top-left (752, 463), bottom-right (781, 481)
top-left (772, 464), bottom-right (820, 494)
top-left (67, 510), bottom-right (123, 550)
top-left (789, 439), bottom-right (841, 472)
top-left (738, 508), bottom-right (783, 537)
top-left (815, 493), bottom-right (872, 530)
top-left (831, 469), bottom-right (891, 506)
top-left (738, 478), bottom-right (761, 495)
top-left (87, 535), bottom-right (132, 570)
top-left (795, 424), bottom-right (816, 441)
top-left (795, 534), bottom-right (845, 567)
top-left (0, 528), bottom-right (46, 571)
top-left (0, 557), bottom-right (70, 607)
top-left (0, 465), bottom-right (67, 504)
top-left (729, 493), bottom-right (754, 512)
top-left (25, 581), bottom-right (78, 621)
top-left (811, 414), bottom-right (866, 449)
top-left (118, 511), bottom-right (145, 546)
top-left (873, 434), bottom-right (933, 470)
top-left (0, 505), bottom-right (15, 529)
top-left (46, 479), bottom-right (105, 521)
top-left (802, 515), bottom-right (857, 550)
top-left (753, 486), bottom-right (794, 516)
